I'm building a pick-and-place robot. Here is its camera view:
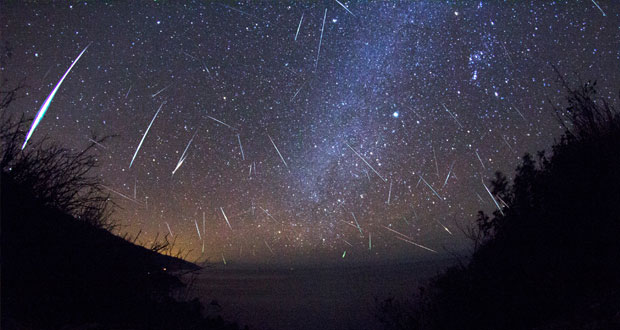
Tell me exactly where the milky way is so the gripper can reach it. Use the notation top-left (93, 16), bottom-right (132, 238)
top-left (3, 1), bottom-right (619, 264)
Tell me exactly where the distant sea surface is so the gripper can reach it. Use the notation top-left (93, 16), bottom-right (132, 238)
top-left (193, 258), bottom-right (456, 330)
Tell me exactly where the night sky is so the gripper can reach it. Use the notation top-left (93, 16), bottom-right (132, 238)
top-left (3, 1), bottom-right (619, 265)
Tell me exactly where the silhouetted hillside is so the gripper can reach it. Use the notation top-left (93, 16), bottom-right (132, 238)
top-left (378, 81), bottom-right (620, 330)
top-left (1, 100), bottom-right (239, 329)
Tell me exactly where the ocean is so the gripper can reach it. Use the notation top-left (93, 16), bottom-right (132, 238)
top-left (193, 258), bottom-right (455, 330)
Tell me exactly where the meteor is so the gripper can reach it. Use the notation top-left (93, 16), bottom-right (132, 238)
top-left (340, 220), bottom-right (358, 230)
top-left (482, 178), bottom-right (505, 216)
top-left (443, 161), bottom-right (455, 188)
top-left (511, 103), bottom-right (526, 121)
top-left (237, 134), bottom-right (245, 160)
top-left (591, 0), bottom-right (606, 16)
top-left (88, 137), bottom-right (107, 150)
top-left (125, 85), bottom-right (132, 99)
top-left (259, 206), bottom-right (279, 223)
top-left (172, 131), bottom-right (198, 176)
top-left (432, 144), bottom-right (440, 179)
top-left (268, 134), bottom-right (288, 168)
top-left (315, 8), bottom-right (327, 69)
top-left (101, 185), bottom-right (143, 206)
top-left (129, 102), bottom-right (164, 168)
top-left (22, 44), bottom-right (90, 150)
top-left (351, 212), bottom-right (363, 235)
top-left (194, 219), bottom-right (202, 240)
top-left (419, 175), bottom-right (443, 201)
top-left (382, 225), bottom-right (411, 240)
top-left (394, 236), bottom-right (437, 253)
top-left (290, 82), bottom-right (305, 102)
top-left (387, 179), bottom-right (392, 205)
top-left (475, 150), bottom-right (486, 170)
top-left (441, 103), bottom-right (463, 129)
top-left (345, 142), bottom-right (386, 182)
top-left (151, 84), bottom-right (171, 98)
top-left (206, 115), bottom-right (232, 129)
top-left (435, 219), bottom-right (453, 235)
top-left (264, 240), bottom-right (274, 255)
top-left (294, 13), bottom-right (304, 41)
top-left (335, 0), bottom-right (355, 16)
top-left (165, 222), bottom-right (174, 237)
top-left (220, 207), bottom-right (232, 230)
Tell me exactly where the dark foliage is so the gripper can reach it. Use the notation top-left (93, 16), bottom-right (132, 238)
top-left (1, 87), bottom-right (240, 329)
top-left (378, 81), bottom-right (620, 330)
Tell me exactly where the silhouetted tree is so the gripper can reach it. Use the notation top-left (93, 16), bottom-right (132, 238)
top-left (378, 79), bottom-right (620, 330)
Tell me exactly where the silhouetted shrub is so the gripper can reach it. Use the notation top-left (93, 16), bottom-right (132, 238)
top-left (1, 86), bottom-right (239, 330)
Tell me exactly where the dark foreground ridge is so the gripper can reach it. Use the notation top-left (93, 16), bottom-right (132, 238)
top-left (0, 107), bottom-right (240, 329)
top-left (2, 173), bottom-right (240, 330)
top-left (377, 81), bottom-right (620, 330)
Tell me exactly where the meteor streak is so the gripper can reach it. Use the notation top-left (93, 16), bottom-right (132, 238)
top-left (382, 225), bottom-right (411, 240)
top-left (268, 134), bottom-right (288, 168)
top-left (237, 134), bottom-right (245, 160)
top-left (151, 84), bottom-right (171, 98)
top-left (315, 8), bottom-right (327, 69)
top-left (88, 137), bottom-right (108, 149)
top-left (125, 85), bottom-right (132, 99)
top-left (482, 179), bottom-right (505, 216)
top-left (129, 102), bottom-right (164, 168)
top-left (206, 115), bottom-right (232, 129)
top-left (394, 236), bottom-right (437, 253)
top-left (22, 44), bottom-right (90, 150)
top-left (220, 207), bottom-right (232, 230)
top-left (501, 135), bottom-right (515, 153)
top-left (591, 0), bottom-right (606, 16)
top-left (387, 179), bottom-right (392, 205)
top-left (264, 240), bottom-right (274, 255)
top-left (442, 103), bottom-right (463, 129)
top-left (172, 131), bottom-right (197, 176)
top-left (194, 219), bottom-right (202, 240)
top-left (290, 82), bottom-right (305, 102)
top-left (345, 142), bottom-right (386, 182)
top-left (351, 212), bottom-right (363, 235)
top-left (101, 185), bottom-right (142, 206)
top-left (165, 222), bottom-right (174, 237)
top-left (511, 103), bottom-right (526, 121)
top-left (419, 175), bottom-right (443, 201)
top-left (475, 150), bottom-right (486, 170)
top-left (435, 219), bottom-right (453, 235)
top-left (294, 13), bottom-right (304, 41)
top-left (443, 161), bottom-right (455, 188)
top-left (341, 220), bottom-right (358, 230)
top-left (335, 0), bottom-right (355, 16)
top-left (382, 225), bottom-right (436, 253)
top-left (259, 206), bottom-right (279, 223)
top-left (432, 145), bottom-right (440, 179)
